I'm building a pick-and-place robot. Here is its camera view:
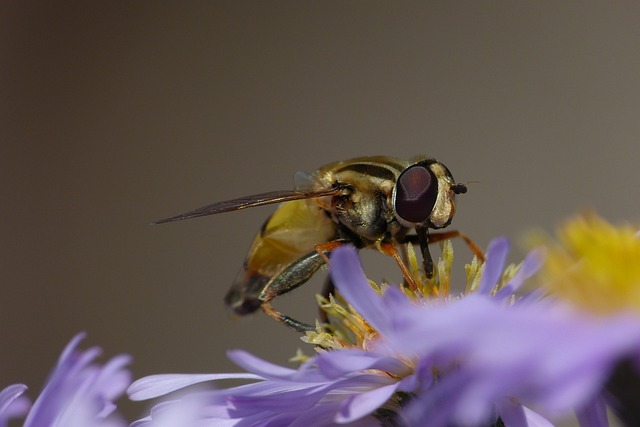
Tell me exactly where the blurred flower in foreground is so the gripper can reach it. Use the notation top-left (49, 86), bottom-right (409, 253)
top-left (0, 333), bottom-right (132, 427)
top-left (539, 213), bottom-right (640, 314)
top-left (536, 213), bottom-right (640, 425)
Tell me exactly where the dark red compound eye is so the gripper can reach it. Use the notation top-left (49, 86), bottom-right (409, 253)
top-left (394, 164), bottom-right (438, 224)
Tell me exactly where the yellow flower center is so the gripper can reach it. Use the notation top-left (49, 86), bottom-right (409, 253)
top-left (541, 214), bottom-right (640, 314)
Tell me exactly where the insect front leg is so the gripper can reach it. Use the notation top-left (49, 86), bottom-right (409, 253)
top-left (401, 228), bottom-right (486, 278)
top-left (376, 242), bottom-right (419, 292)
top-left (409, 225), bottom-right (435, 279)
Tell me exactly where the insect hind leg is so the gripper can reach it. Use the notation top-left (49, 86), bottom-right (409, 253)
top-left (262, 303), bottom-right (316, 332)
top-left (258, 247), bottom-right (332, 332)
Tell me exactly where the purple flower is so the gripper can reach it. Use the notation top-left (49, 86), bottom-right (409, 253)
top-left (0, 333), bottom-right (132, 427)
top-left (128, 239), bottom-right (640, 426)
top-left (334, 244), bottom-right (640, 426)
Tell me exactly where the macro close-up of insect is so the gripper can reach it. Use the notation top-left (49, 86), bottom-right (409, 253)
top-left (155, 156), bottom-right (483, 331)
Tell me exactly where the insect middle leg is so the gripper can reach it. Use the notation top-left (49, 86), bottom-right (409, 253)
top-left (428, 230), bottom-right (485, 263)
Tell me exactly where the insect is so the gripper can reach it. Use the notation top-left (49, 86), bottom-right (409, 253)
top-left (154, 156), bottom-right (482, 331)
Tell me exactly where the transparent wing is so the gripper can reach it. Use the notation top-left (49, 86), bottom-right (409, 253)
top-left (293, 170), bottom-right (321, 191)
top-left (153, 187), bottom-right (347, 224)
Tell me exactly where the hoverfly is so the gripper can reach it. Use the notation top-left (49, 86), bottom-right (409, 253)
top-left (155, 156), bottom-right (482, 331)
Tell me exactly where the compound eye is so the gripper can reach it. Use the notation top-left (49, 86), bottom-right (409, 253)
top-left (394, 164), bottom-right (438, 224)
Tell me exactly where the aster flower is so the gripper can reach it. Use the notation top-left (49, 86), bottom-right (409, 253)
top-left (0, 333), bottom-right (132, 427)
top-left (128, 239), bottom-right (544, 426)
top-left (534, 213), bottom-right (640, 425)
top-left (129, 227), bottom-right (640, 427)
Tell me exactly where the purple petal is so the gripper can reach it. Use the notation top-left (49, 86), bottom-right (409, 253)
top-left (392, 296), bottom-right (640, 423)
top-left (494, 247), bottom-right (545, 300)
top-left (576, 395), bottom-right (609, 427)
top-left (329, 246), bottom-right (393, 334)
top-left (226, 374), bottom-right (395, 416)
top-left (96, 354), bottom-right (133, 401)
top-left (287, 398), bottom-right (381, 427)
top-left (0, 384), bottom-right (29, 423)
top-left (228, 385), bottom-right (329, 413)
top-left (496, 399), bottom-right (555, 427)
top-left (56, 332), bottom-right (87, 366)
top-left (524, 317), bottom-right (640, 412)
top-left (379, 286), bottom-right (416, 332)
top-left (316, 349), bottom-right (408, 379)
top-left (401, 358), bottom-right (433, 393)
top-left (0, 384), bottom-right (27, 414)
top-left (403, 369), bottom-right (478, 427)
top-left (387, 294), bottom-right (495, 356)
top-left (128, 373), bottom-right (261, 400)
top-left (336, 382), bottom-right (400, 423)
top-left (133, 396), bottom-right (238, 427)
top-left (227, 350), bottom-right (298, 380)
top-left (477, 237), bottom-right (509, 295)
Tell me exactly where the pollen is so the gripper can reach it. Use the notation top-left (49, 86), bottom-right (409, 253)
top-left (305, 239), bottom-right (502, 352)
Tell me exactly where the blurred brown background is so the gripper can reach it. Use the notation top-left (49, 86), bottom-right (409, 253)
top-left (2, 2), bottom-right (639, 423)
